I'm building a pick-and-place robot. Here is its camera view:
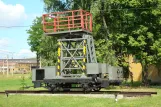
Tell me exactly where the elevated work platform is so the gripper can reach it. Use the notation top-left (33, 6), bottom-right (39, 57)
top-left (42, 9), bottom-right (92, 36)
top-left (42, 9), bottom-right (96, 77)
top-left (44, 29), bottom-right (92, 37)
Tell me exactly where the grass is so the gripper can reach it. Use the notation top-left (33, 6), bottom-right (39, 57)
top-left (0, 74), bottom-right (161, 107)
top-left (0, 74), bottom-right (33, 91)
top-left (0, 92), bottom-right (161, 107)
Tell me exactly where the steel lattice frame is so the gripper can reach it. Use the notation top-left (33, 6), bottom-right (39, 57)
top-left (57, 33), bottom-right (97, 77)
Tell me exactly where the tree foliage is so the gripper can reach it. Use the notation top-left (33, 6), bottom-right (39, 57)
top-left (27, 17), bottom-right (43, 65)
top-left (27, 17), bottom-right (57, 66)
top-left (27, 0), bottom-right (161, 83)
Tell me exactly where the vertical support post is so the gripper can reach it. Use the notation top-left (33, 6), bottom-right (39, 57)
top-left (57, 15), bottom-right (59, 32)
top-left (82, 39), bottom-right (86, 74)
top-left (90, 14), bottom-right (92, 32)
top-left (30, 64), bottom-right (31, 72)
top-left (72, 11), bottom-right (74, 28)
top-left (115, 94), bottom-right (118, 102)
top-left (60, 41), bottom-right (63, 74)
top-left (42, 15), bottom-right (46, 32)
top-left (54, 17), bottom-right (57, 32)
top-left (85, 13), bottom-right (88, 30)
top-left (7, 55), bottom-right (9, 77)
top-left (2, 60), bottom-right (4, 75)
top-left (80, 10), bottom-right (84, 29)
top-left (57, 41), bottom-right (61, 76)
top-left (12, 68), bottom-right (13, 76)
top-left (68, 17), bottom-right (70, 31)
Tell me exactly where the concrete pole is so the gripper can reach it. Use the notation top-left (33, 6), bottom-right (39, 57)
top-left (2, 60), bottom-right (4, 75)
top-left (7, 55), bottom-right (9, 77)
top-left (12, 67), bottom-right (13, 76)
top-left (30, 64), bottom-right (31, 71)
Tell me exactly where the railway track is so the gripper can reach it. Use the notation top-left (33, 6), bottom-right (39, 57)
top-left (0, 92), bottom-right (5, 94)
top-left (0, 90), bottom-right (157, 98)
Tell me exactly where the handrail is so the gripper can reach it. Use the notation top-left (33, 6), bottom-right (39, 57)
top-left (42, 9), bottom-right (92, 33)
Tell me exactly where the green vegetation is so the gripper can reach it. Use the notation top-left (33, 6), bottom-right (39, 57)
top-left (0, 93), bottom-right (161, 107)
top-left (27, 17), bottom-right (58, 66)
top-left (27, 0), bottom-right (161, 84)
top-left (2, 1), bottom-right (161, 107)
top-left (0, 74), bottom-right (161, 107)
top-left (0, 74), bottom-right (32, 91)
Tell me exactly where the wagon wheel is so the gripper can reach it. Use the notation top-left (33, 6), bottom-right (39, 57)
top-left (93, 84), bottom-right (101, 91)
top-left (47, 84), bottom-right (56, 92)
top-left (54, 84), bottom-right (63, 92)
top-left (82, 83), bottom-right (92, 93)
top-left (93, 87), bottom-right (101, 91)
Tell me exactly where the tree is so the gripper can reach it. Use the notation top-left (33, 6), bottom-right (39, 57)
top-left (41, 0), bottom-right (161, 84)
top-left (43, 0), bottom-right (94, 12)
top-left (91, 0), bottom-right (161, 84)
top-left (126, 0), bottom-right (161, 84)
top-left (27, 17), bottom-right (57, 66)
top-left (40, 36), bottom-right (57, 66)
top-left (27, 17), bottom-right (43, 66)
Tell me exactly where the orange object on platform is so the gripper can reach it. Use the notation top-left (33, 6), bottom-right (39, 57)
top-left (42, 9), bottom-right (92, 33)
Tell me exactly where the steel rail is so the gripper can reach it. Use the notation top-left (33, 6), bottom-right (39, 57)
top-left (0, 92), bottom-right (5, 94)
top-left (0, 90), bottom-right (157, 97)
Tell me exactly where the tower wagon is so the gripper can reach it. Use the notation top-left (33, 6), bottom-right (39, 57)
top-left (32, 9), bottom-right (123, 91)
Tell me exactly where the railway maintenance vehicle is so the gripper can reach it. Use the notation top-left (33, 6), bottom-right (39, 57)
top-left (32, 9), bottom-right (123, 92)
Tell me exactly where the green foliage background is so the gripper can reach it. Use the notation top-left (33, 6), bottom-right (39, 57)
top-left (27, 0), bottom-right (161, 82)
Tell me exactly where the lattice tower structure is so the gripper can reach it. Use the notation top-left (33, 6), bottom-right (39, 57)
top-left (42, 9), bottom-right (97, 77)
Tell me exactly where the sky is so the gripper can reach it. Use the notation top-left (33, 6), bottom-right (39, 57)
top-left (0, 0), bottom-right (44, 59)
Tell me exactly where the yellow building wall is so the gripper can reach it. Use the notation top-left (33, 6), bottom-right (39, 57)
top-left (147, 65), bottom-right (161, 83)
top-left (9, 63), bottom-right (37, 73)
top-left (129, 55), bottom-right (161, 83)
top-left (129, 55), bottom-right (142, 81)
top-left (129, 63), bottom-right (142, 81)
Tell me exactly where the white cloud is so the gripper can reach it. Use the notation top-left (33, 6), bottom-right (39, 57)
top-left (0, 0), bottom-right (27, 26)
top-left (0, 37), bottom-right (10, 47)
top-left (14, 49), bottom-right (36, 59)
